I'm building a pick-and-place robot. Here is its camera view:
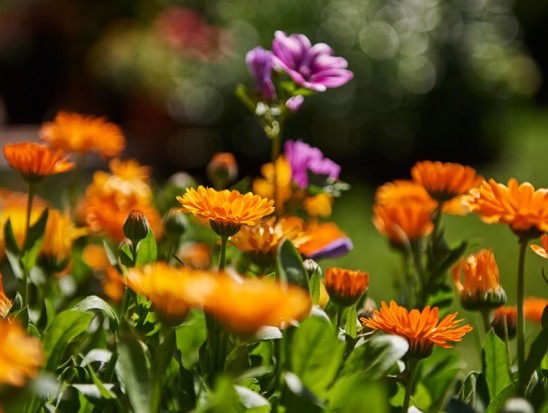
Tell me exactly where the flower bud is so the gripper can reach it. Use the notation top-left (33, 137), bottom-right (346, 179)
top-left (491, 306), bottom-right (517, 340)
top-left (207, 152), bottom-right (238, 189)
top-left (325, 267), bottom-right (369, 308)
top-left (303, 259), bottom-right (322, 278)
top-left (163, 208), bottom-right (188, 237)
top-left (123, 210), bottom-right (149, 244)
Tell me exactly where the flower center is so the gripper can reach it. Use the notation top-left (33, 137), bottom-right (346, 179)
top-left (298, 66), bottom-right (311, 79)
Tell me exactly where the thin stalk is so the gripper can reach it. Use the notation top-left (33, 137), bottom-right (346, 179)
top-left (402, 358), bottom-right (419, 412)
top-left (516, 237), bottom-right (528, 395)
top-left (336, 306), bottom-right (344, 331)
top-left (431, 202), bottom-right (444, 240)
top-left (480, 308), bottom-right (492, 335)
top-left (218, 235), bottom-right (228, 271)
top-left (22, 184), bottom-right (35, 308)
top-left (270, 126), bottom-right (281, 220)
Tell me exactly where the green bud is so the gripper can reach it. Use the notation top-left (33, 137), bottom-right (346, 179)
top-left (123, 210), bottom-right (149, 244)
top-left (163, 208), bottom-right (188, 237)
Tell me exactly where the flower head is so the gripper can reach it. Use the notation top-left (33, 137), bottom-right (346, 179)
top-left (284, 140), bottom-right (340, 188)
top-left (452, 249), bottom-right (506, 309)
top-left (0, 318), bottom-right (44, 386)
top-left (492, 306), bottom-right (517, 339)
top-left (40, 111), bottom-right (125, 158)
top-left (0, 275), bottom-right (12, 318)
top-left (272, 31), bottom-right (353, 91)
top-left (246, 47), bottom-right (276, 101)
top-left (304, 193), bottom-right (333, 217)
top-left (411, 161), bottom-right (482, 203)
top-left (3, 142), bottom-right (73, 183)
top-left (469, 178), bottom-right (548, 237)
top-left (179, 243), bottom-right (212, 269)
top-left (531, 234), bottom-right (548, 259)
top-left (207, 152), bottom-right (238, 189)
top-left (361, 301), bottom-right (473, 358)
top-left (252, 156), bottom-right (293, 212)
top-left (373, 202), bottom-right (433, 245)
top-left (299, 221), bottom-right (353, 260)
top-left (325, 267), bottom-right (369, 307)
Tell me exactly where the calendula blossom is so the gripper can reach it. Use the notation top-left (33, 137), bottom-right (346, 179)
top-left (361, 301), bottom-right (473, 358)
top-left (531, 234), bottom-right (548, 259)
top-left (299, 221), bottom-right (353, 260)
top-left (325, 267), bottom-right (369, 307)
top-left (372, 202), bottom-right (433, 245)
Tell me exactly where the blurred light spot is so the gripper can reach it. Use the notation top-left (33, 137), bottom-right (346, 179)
top-left (398, 55), bottom-right (436, 94)
top-left (166, 128), bottom-right (219, 169)
top-left (359, 22), bottom-right (399, 60)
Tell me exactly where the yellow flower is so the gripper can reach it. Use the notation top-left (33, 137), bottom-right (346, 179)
top-left (469, 178), bottom-right (548, 236)
top-left (3, 142), bottom-right (73, 183)
top-left (40, 111), bottom-right (125, 158)
top-left (325, 267), bottom-right (369, 307)
top-left (0, 274), bottom-right (11, 318)
top-left (411, 161), bottom-right (482, 202)
top-left (361, 301), bottom-right (473, 358)
top-left (452, 249), bottom-right (506, 309)
top-left (252, 156), bottom-right (293, 212)
top-left (372, 202), bottom-right (433, 245)
top-left (304, 193), bottom-right (333, 217)
top-left (0, 318), bottom-right (43, 387)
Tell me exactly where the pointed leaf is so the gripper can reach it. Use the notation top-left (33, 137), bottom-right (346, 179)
top-left (136, 229), bottom-right (157, 266)
top-left (276, 239), bottom-right (309, 291)
top-left (21, 208), bottom-right (48, 272)
top-left (345, 305), bottom-right (357, 339)
top-left (485, 384), bottom-right (515, 413)
top-left (73, 295), bottom-right (119, 329)
top-left (4, 219), bottom-right (23, 279)
top-left (483, 330), bottom-right (511, 399)
top-left (309, 268), bottom-right (321, 305)
top-left (523, 322), bottom-right (548, 388)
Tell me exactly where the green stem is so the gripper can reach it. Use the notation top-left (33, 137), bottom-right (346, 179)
top-left (516, 237), bottom-right (528, 395)
top-left (403, 358), bottom-right (419, 412)
top-left (336, 306), bottom-right (344, 331)
top-left (270, 125), bottom-right (282, 220)
top-left (431, 202), bottom-right (444, 240)
top-left (410, 240), bottom-right (426, 307)
top-left (218, 235), bottom-right (228, 271)
top-left (480, 308), bottom-right (492, 335)
top-left (22, 184), bottom-right (35, 308)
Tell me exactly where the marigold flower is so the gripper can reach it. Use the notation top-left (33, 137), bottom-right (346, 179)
top-left (0, 318), bottom-right (43, 387)
top-left (102, 267), bottom-right (125, 304)
top-left (299, 221), bottom-right (353, 260)
top-left (252, 156), bottom-right (293, 212)
top-left (202, 275), bottom-right (311, 334)
top-left (373, 202), bottom-right (433, 245)
top-left (469, 178), bottom-right (548, 236)
top-left (452, 249), bottom-right (506, 309)
top-left (177, 186), bottom-right (274, 237)
top-left (0, 275), bottom-right (12, 318)
top-left (325, 267), bottom-right (369, 307)
top-left (304, 193), bottom-right (333, 217)
top-left (206, 152), bottom-right (238, 189)
top-left (492, 306), bottom-right (517, 339)
top-left (179, 243), bottom-right (212, 269)
top-left (361, 301), bottom-right (473, 358)
top-left (531, 234), bottom-right (548, 259)
top-left (411, 161), bottom-right (482, 202)
top-left (3, 142), bottom-right (73, 183)
top-left (524, 297), bottom-right (548, 324)
top-left (40, 111), bottom-right (125, 158)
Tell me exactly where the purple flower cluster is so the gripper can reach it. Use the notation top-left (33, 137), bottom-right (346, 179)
top-left (246, 31), bottom-right (353, 101)
top-left (284, 140), bottom-right (341, 188)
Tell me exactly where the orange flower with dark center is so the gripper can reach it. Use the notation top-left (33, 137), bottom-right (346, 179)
top-left (492, 306), bottom-right (517, 339)
top-left (40, 111), bottom-right (125, 158)
top-left (3, 142), bottom-right (73, 183)
top-left (177, 186), bottom-right (274, 237)
top-left (452, 249), bottom-right (506, 309)
top-left (325, 267), bottom-right (369, 307)
top-left (411, 161), bottom-right (482, 202)
top-left (373, 202), bottom-right (433, 245)
top-left (531, 234), bottom-right (548, 259)
top-left (469, 178), bottom-right (548, 236)
top-left (524, 297), bottom-right (548, 324)
top-left (361, 301), bottom-right (473, 358)
top-left (0, 318), bottom-right (43, 386)
top-left (0, 275), bottom-right (11, 318)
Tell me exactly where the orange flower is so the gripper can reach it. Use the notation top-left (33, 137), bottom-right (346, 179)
top-left (325, 267), bottom-right (369, 307)
top-left (469, 178), bottom-right (548, 236)
top-left (298, 221), bottom-right (352, 259)
top-left (524, 297), bottom-right (548, 324)
top-left (3, 142), bottom-right (73, 183)
top-left (304, 193), bottom-right (333, 217)
top-left (252, 156), bottom-right (293, 212)
top-left (0, 275), bottom-right (11, 318)
top-left (0, 318), bottom-right (43, 387)
top-left (40, 111), bottom-right (125, 158)
top-left (179, 243), bottom-right (212, 270)
top-left (202, 275), bottom-right (311, 334)
top-left (411, 161), bottom-right (482, 202)
top-left (531, 234), bottom-right (548, 259)
top-left (177, 186), bottom-right (274, 237)
top-left (207, 152), bottom-right (238, 189)
top-left (372, 202), bottom-right (433, 245)
top-left (492, 306), bottom-right (517, 339)
top-left (361, 301), bottom-right (473, 358)
top-left (102, 267), bottom-right (125, 304)
top-left (452, 249), bottom-right (506, 309)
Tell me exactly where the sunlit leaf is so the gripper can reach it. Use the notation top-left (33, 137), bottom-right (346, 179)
top-left (328, 374), bottom-right (389, 413)
top-left (136, 229), bottom-right (157, 266)
top-left (73, 295), bottom-right (119, 330)
top-left (345, 305), bottom-right (357, 339)
top-left (483, 330), bottom-right (511, 399)
top-left (3, 218), bottom-right (22, 279)
top-left (21, 208), bottom-right (49, 272)
top-left (276, 239), bottom-right (309, 291)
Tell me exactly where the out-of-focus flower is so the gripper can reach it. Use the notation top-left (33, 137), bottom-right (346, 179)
top-left (373, 202), bottom-right (433, 245)
top-left (202, 275), bottom-right (311, 334)
top-left (285, 95), bottom-right (304, 112)
top-left (246, 47), bottom-right (275, 101)
top-left (304, 193), bottom-right (333, 217)
top-left (163, 208), bottom-right (189, 238)
top-left (524, 297), bottom-right (548, 324)
top-left (411, 161), bottom-right (482, 203)
top-left (299, 221), bottom-right (353, 260)
top-left (272, 31), bottom-right (353, 91)
top-left (531, 234), bottom-right (548, 259)
top-left (0, 275), bottom-right (11, 318)
top-left (206, 152), bottom-right (238, 189)
top-left (469, 179), bottom-right (548, 237)
top-left (40, 111), bottom-right (125, 159)
top-left (325, 267), bottom-right (369, 307)
top-left (3, 142), bottom-right (73, 184)
top-left (452, 249), bottom-right (506, 310)
top-left (284, 140), bottom-right (340, 188)
top-left (0, 318), bottom-right (43, 387)
top-left (492, 306), bottom-right (517, 339)
top-left (102, 267), bottom-right (125, 304)
top-left (179, 243), bottom-right (211, 269)
top-left (40, 209), bottom-right (88, 272)
top-left (361, 301), bottom-right (473, 358)
top-left (177, 186), bottom-right (274, 237)
top-left (252, 156), bottom-right (293, 212)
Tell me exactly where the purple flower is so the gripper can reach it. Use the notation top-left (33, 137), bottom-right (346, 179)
top-left (304, 237), bottom-right (353, 260)
top-left (246, 46), bottom-right (276, 101)
top-left (284, 140), bottom-right (341, 188)
top-left (272, 31), bottom-right (353, 92)
top-left (285, 95), bottom-right (304, 112)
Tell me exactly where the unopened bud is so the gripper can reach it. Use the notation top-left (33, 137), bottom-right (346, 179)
top-left (491, 306), bottom-right (517, 340)
top-left (163, 208), bottom-right (188, 237)
top-left (303, 259), bottom-right (322, 278)
top-left (123, 210), bottom-right (149, 244)
top-left (207, 152), bottom-right (238, 189)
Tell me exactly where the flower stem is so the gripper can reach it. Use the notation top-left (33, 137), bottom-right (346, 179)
top-left (516, 237), bottom-right (528, 395)
top-left (480, 308), bottom-right (492, 335)
top-left (22, 184), bottom-right (35, 308)
top-left (270, 124), bottom-right (282, 219)
top-left (218, 235), bottom-right (228, 271)
top-left (403, 357), bottom-right (419, 412)
top-left (336, 306), bottom-right (344, 331)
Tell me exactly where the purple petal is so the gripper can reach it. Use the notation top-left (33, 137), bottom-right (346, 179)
top-left (309, 69), bottom-right (354, 88)
top-left (304, 237), bottom-right (353, 260)
top-left (273, 31), bottom-right (311, 69)
top-left (286, 95), bottom-right (304, 112)
top-left (246, 47), bottom-right (275, 100)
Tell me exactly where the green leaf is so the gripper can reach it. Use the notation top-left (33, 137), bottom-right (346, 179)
top-left (136, 229), bottom-right (157, 266)
top-left (21, 208), bottom-right (48, 272)
top-left (73, 295), bottom-right (120, 329)
top-left (327, 374), bottom-right (389, 413)
top-left (458, 371), bottom-right (490, 410)
top-left (235, 385), bottom-right (270, 411)
top-left (3, 218), bottom-right (23, 279)
top-left (345, 305), bottom-right (357, 339)
top-left (523, 321), bottom-right (548, 389)
top-left (151, 330), bottom-right (176, 413)
top-left (42, 310), bottom-right (94, 371)
top-left (342, 334), bottom-right (408, 379)
top-left (483, 330), bottom-right (511, 399)
top-left (116, 331), bottom-right (151, 413)
top-left (282, 372), bottom-right (324, 413)
top-left (119, 242), bottom-right (134, 267)
top-left (309, 268), bottom-right (321, 305)
top-left (485, 384), bottom-right (515, 413)
top-left (290, 316), bottom-right (344, 396)
top-left (276, 239), bottom-right (309, 292)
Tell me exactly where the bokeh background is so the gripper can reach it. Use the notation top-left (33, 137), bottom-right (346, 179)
top-left (1, 0), bottom-right (547, 364)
